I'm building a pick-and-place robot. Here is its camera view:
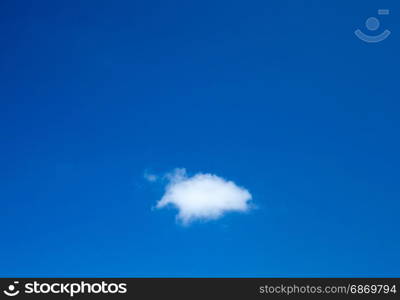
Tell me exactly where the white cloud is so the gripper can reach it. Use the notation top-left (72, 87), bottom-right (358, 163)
top-left (144, 171), bottom-right (158, 182)
top-left (156, 168), bottom-right (252, 224)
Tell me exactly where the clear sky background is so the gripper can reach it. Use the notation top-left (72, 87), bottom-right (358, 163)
top-left (1, 0), bottom-right (399, 277)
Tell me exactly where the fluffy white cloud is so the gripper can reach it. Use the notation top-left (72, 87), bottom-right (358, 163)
top-left (156, 168), bottom-right (252, 224)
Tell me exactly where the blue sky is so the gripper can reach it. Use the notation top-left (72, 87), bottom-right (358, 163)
top-left (1, 0), bottom-right (399, 277)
